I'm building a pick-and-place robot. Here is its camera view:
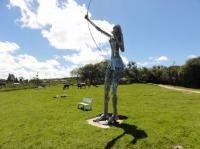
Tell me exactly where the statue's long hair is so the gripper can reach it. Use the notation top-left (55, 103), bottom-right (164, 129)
top-left (113, 25), bottom-right (124, 52)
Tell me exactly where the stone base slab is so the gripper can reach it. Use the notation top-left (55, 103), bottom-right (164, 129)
top-left (87, 114), bottom-right (127, 129)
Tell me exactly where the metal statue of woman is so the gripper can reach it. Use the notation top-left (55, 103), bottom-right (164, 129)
top-left (85, 15), bottom-right (125, 124)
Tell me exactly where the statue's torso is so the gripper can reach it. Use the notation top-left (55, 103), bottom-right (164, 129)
top-left (109, 37), bottom-right (124, 70)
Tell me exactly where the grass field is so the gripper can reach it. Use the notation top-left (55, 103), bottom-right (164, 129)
top-left (0, 84), bottom-right (200, 149)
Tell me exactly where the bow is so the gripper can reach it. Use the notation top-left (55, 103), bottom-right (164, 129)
top-left (86, 0), bottom-right (102, 51)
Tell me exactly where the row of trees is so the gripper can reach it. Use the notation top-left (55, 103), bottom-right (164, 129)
top-left (0, 73), bottom-right (63, 90)
top-left (6, 73), bottom-right (41, 84)
top-left (70, 61), bottom-right (108, 85)
top-left (70, 57), bottom-right (200, 88)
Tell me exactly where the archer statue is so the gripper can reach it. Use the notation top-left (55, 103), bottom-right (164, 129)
top-left (85, 15), bottom-right (125, 124)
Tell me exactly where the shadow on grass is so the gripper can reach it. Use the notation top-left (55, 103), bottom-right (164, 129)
top-left (105, 122), bottom-right (148, 149)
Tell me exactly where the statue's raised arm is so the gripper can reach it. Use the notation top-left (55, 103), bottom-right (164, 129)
top-left (85, 15), bottom-right (112, 38)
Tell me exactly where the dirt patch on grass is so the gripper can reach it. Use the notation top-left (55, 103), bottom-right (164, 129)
top-left (158, 84), bottom-right (200, 94)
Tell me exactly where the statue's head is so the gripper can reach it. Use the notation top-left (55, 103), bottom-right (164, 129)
top-left (112, 25), bottom-right (124, 52)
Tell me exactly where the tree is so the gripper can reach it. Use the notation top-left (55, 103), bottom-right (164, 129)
top-left (70, 68), bottom-right (80, 78)
top-left (181, 57), bottom-right (200, 88)
top-left (138, 67), bottom-right (152, 83)
top-left (149, 66), bottom-right (164, 83)
top-left (7, 73), bottom-right (15, 82)
top-left (94, 60), bottom-right (109, 83)
top-left (70, 57), bottom-right (200, 88)
top-left (123, 61), bottom-right (138, 83)
top-left (70, 60), bottom-right (109, 85)
top-left (19, 77), bottom-right (24, 83)
top-left (168, 66), bottom-right (180, 85)
top-left (160, 67), bottom-right (170, 84)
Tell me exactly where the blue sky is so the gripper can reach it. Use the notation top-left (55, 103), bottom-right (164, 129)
top-left (0, 0), bottom-right (200, 79)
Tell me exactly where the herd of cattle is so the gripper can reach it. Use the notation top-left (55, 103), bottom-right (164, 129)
top-left (63, 83), bottom-right (98, 90)
top-left (0, 82), bottom-right (97, 90)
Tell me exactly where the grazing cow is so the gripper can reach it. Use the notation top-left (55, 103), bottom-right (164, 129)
top-left (63, 84), bottom-right (69, 90)
top-left (87, 83), bottom-right (98, 87)
top-left (91, 83), bottom-right (98, 87)
top-left (77, 83), bottom-right (86, 89)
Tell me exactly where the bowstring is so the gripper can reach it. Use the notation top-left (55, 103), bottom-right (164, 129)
top-left (87, 0), bottom-right (102, 51)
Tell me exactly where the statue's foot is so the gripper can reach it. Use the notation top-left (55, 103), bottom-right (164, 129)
top-left (93, 114), bottom-right (109, 122)
top-left (107, 115), bottom-right (119, 125)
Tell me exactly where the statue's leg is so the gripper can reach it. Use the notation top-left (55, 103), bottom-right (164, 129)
top-left (104, 65), bottom-right (112, 117)
top-left (111, 68), bottom-right (122, 120)
top-left (93, 65), bottom-right (112, 122)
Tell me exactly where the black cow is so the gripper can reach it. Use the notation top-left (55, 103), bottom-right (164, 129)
top-left (63, 84), bottom-right (69, 90)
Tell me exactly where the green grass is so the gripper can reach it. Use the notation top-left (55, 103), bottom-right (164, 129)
top-left (0, 84), bottom-right (200, 149)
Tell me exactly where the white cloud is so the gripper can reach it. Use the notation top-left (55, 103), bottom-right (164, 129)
top-left (9, 0), bottom-right (114, 64)
top-left (0, 41), bottom-right (77, 79)
top-left (137, 62), bottom-right (150, 67)
top-left (188, 54), bottom-right (198, 59)
top-left (121, 55), bottom-right (129, 66)
top-left (63, 48), bottom-right (109, 65)
top-left (63, 47), bottom-right (128, 66)
top-left (137, 56), bottom-right (169, 67)
top-left (0, 41), bottom-right (20, 53)
top-left (155, 56), bottom-right (169, 62)
top-left (9, 0), bottom-right (40, 29)
top-left (53, 55), bottom-right (61, 60)
top-left (7, 0), bottom-right (128, 78)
